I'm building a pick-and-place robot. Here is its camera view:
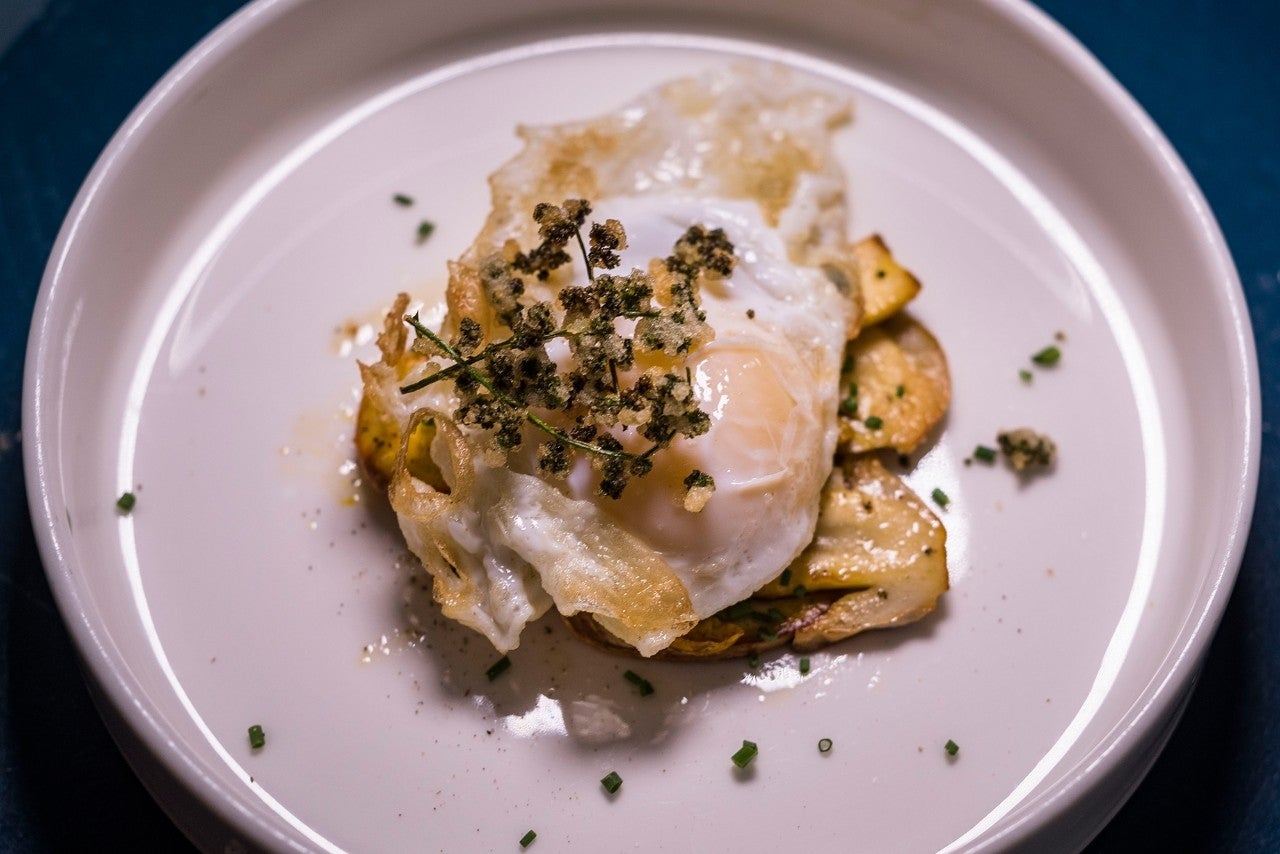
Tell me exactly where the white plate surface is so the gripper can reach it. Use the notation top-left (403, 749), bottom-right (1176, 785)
top-left (24, 1), bottom-right (1257, 851)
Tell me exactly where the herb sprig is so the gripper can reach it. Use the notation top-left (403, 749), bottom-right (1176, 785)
top-left (400, 200), bottom-right (728, 502)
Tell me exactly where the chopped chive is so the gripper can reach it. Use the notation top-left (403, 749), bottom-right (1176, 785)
top-left (519, 829), bottom-right (537, 848)
top-left (1019, 368), bottom-right (1033, 384)
top-left (485, 655), bottom-right (511, 681)
top-left (779, 568), bottom-right (792, 587)
top-left (393, 193), bottom-right (414, 206)
top-left (799, 657), bottom-right (811, 675)
top-left (247, 724), bottom-right (265, 750)
top-left (748, 652), bottom-right (761, 669)
top-left (945, 739), bottom-right (959, 757)
top-left (839, 393), bottom-right (858, 417)
top-left (731, 740), bottom-right (758, 768)
top-left (416, 220), bottom-right (436, 243)
top-left (725, 601), bottom-right (754, 620)
top-left (116, 491), bottom-right (136, 513)
top-left (841, 354), bottom-right (855, 374)
top-left (623, 669), bottom-right (654, 697)
top-left (793, 584), bottom-right (807, 599)
top-left (1031, 345), bottom-right (1061, 366)
top-left (931, 488), bottom-right (950, 508)
top-left (895, 384), bottom-right (906, 398)
top-left (758, 628), bottom-right (779, 643)
top-left (864, 415), bottom-right (884, 430)
top-left (818, 738), bottom-right (833, 753)
top-left (973, 445), bottom-right (997, 463)
top-left (600, 770), bottom-right (623, 794)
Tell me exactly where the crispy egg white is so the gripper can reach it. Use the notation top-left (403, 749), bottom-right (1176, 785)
top-left (371, 65), bottom-right (861, 656)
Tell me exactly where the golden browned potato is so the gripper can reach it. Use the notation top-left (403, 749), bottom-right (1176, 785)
top-left (854, 234), bottom-right (921, 326)
top-left (566, 455), bottom-right (947, 658)
top-left (787, 456), bottom-right (948, 650)
top-left (354, 295), bottom-right (449, 494)
top-left (839, 313), bottom-right (950, 454)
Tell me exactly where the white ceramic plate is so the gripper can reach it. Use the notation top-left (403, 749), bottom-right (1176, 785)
top-left (24, 1), bottom-right (1257, 851)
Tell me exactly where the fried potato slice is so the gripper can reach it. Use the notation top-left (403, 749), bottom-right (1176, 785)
top-left (854, 234), bottom-right (921, 326)
top-left (566, 455), bottom-right (947, 658)
top-left (839, 312), bottom-right (950, 454)
top-left (786, 456), bottom-right (948, 650)
top-left (356, 397), bottom-right (447, 493)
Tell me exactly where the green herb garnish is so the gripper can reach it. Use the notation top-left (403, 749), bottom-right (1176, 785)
top-left (731, 740), bottom-right (759, 768)
top-left (1019, 368), bottom-right (1033, 384)
top-left (600, 771), bottom-right (623, 794)
top-left (997, 428), bottom-right (1057, 471)
top-left (895, 383), bottom-right (906, 398)
top-left (485, 655), bottom-right (511, 681)
top-left (799, 657), bottom-right (810, 675)
top-left (247, 724), bottom-right (265, 750)
top-left (931, 488), bottom-right (950, 508)
top-left (864, 415), bottom-right (883, 430)
top-left (416, 220), bottom-right (435, 243)
top-left (400, 200), bottom-right (723, 502)
top-left (519, 829), bottom-right (537, 848)
top-left (1031, 345), bottom-right (1061, 366)
top-left (393, 193), bottom-right (414, 206)
top-left (945, 739), bottom-right (959, 757)
top-left (116, 491), bottom-right (136, 513)
top-left (623, 669), bottom-right (654, 697)
top-left (973, 445), bottom-right (997, 463)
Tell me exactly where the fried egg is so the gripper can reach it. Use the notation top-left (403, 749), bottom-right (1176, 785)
top-left (362, 64), bottom-right (864, 656)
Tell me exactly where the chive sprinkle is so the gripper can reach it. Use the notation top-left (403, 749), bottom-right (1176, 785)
top-left (931, 488), bottom-right (950, 508)
top-left (1031, 345), bottom-right (1061, 366)
top-left (818, 738), bottom-right (833, 753)
top-left (779, 568), bottom-right (792, 587)
top-left (116, 491), bottom-right (136, 513)
top-left (799, 657), bottom-right (811, 675)
top-left (600, 771), bottom-right (623, 794)
top-left (945, 739), bottom-right (960, 757)
top-left (416, 220), bottom-right (436, 243)
top-left (485, 655), bottom-right (511, 681)
top-left (895, 384), bottom-right (906, 398)
top-left (731, 740), bottom-right (758, 768)
top-left (247, 724), bottom-right (265, 750)
top-left (864, 415), bottom-right (883, 430)
top-left (973, 445), bottom-right (997, 463)
top-left (393, 193), bottom-right (414, 206)
top-left (1019, 368), bottom-right (1033, 384)
top-left (623, 669), bottom-right (654, 697)
top-left (793, 584), bottom-right (807, 599)
top-left (519, 829), bottom-right (537, 848)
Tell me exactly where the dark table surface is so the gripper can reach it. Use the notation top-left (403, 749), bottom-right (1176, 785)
top-left (2, 1), bottom-right (1276, 851)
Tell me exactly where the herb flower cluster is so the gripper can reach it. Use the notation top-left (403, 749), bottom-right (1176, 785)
top-left (402, 199), bottom-right (733, 503)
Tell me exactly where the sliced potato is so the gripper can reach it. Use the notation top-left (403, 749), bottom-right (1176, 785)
top-left (788, 456), bottom-right (948, 650)
top-left (854, 234), bottom-right (921, 326)
top-left (355, 302), bottom-right (448, 494)
top-left (839, 312), bottom-right (950, 454)
top-left (565, 455), bottom-right (947, 658)
top-left (356, 396), bottom-right (447, 493)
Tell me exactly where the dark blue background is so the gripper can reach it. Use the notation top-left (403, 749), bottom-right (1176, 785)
top-left (1, 1), bottom-right (1275, 850)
